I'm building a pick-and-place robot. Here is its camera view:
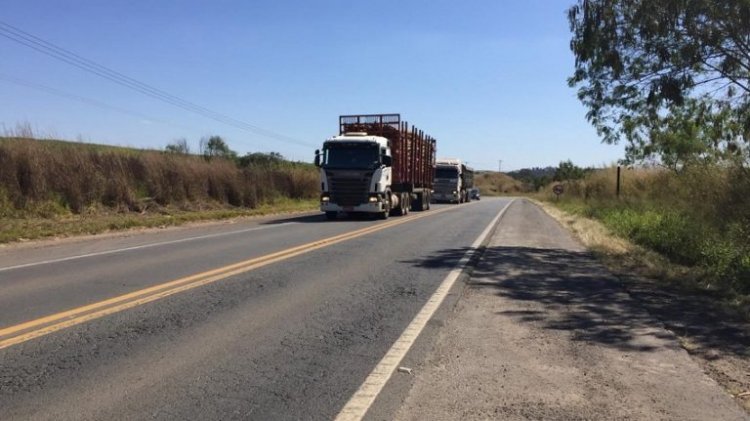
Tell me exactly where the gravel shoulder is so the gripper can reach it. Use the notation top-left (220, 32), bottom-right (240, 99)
top-left (394, 199), bottom-right (748, 420)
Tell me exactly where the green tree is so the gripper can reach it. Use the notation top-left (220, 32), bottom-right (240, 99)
top-left (238, 152), bottom-right (285, 168)
top-left (568, 0), bottom-right (750, 165)
top-left (164, 138), bottom-right (190, 154)
top-left (553, 160), bottom-right (587, 181)
top-left (200, 135), bottom-right (236, 160)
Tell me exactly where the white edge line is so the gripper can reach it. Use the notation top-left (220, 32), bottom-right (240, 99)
top-left (334, 198), bottom-right (515, 421)
top-left (0, 222), bottom-right (298, 273)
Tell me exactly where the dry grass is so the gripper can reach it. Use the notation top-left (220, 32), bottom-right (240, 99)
top-left (537, 164), bottom-right (750, 296)
top-left (0, 137), bottom-right (318, 212)
top-left (537, 200), bottom-right (631, 254)
top-left (0, 137), bottom-right (320, 243)
top-left (536, 170), bottom-right (750, 317)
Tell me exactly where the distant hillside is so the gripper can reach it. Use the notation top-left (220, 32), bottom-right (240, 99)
top-left (473, 171), bottom-right (528, 195)
top-left (506, 166), bottom-right (556, 191)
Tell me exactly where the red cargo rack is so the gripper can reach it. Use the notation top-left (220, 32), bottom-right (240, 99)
top-left (339, 114), bottom-right (435, 191)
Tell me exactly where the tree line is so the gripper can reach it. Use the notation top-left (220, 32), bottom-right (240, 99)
top-left (164, 135), bottom-right (293, 168)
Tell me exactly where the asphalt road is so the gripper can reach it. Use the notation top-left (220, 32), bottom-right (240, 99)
top-left (394, 199), bottom-right (749, 420)
top-left (0, 198), bottom-right (511, 420)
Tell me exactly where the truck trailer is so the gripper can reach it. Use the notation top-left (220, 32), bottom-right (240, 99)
top-left (432, 158), bottom-right (474, 204)
top-left (314, 114), bottom-right (436, 220)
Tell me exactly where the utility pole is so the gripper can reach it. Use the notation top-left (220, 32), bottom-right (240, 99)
top-left (498, 160), bottom-right (503, 173)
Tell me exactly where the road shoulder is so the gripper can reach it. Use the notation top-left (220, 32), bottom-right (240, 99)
top-left (393, 199), bottom-right (748, 420)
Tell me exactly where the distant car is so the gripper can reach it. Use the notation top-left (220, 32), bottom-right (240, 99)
top-left (470, 188), bottom-right (480, 200)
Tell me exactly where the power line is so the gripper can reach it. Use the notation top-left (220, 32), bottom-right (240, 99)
top-left (0, 20), bottom-right (315, 148)
top-left (0, 21), bottom-right (308, 147)
top-left (0, 73), bottom-right (196, 131)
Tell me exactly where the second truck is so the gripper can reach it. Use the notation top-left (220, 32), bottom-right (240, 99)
top-left (314, 114), bottom-right (436, 220)
top-left (432, 158), bottom-right (474, 203)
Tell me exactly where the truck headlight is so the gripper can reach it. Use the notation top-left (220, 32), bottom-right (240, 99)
top-left (452, 191), bottom-right (457, 195)
top-left (368, 196), bottom-right (378, 202)
top-left (321, 195), bottom-right (330, 202)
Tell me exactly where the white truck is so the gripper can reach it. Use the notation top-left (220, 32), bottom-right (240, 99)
top-left (432, 158), bottom-right (474, 204)
top-left (314, 114), bottom-right (436, 220)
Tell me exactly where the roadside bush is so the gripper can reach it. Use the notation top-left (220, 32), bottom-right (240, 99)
top-left (600, 208), bottom-right (704, 265)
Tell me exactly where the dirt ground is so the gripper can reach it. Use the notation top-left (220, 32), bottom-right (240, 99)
top-left (394, 199), bottom-right (748, 420)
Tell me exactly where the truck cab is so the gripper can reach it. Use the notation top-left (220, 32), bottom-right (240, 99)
top-left (316, 133), bottom-right (393, 219)
top-left (432, 158), bottom-right (473, 203)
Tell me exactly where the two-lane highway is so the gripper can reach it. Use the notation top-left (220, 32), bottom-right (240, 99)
top-left (0, 198), bottom-right (512, 420)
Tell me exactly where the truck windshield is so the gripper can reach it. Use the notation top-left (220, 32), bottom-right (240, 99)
top-left (435, 168), bottom-right (458, 179)
top-left (324, 143), bottom-right (380, 169)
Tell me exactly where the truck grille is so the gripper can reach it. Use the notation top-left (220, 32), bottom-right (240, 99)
top-left (433, 180), bottom-right (457, 193)
top-left (327, 171), bottom-right (372, 206)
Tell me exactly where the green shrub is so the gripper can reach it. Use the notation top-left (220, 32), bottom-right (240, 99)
top-left (549, 164), bottom-right (749, 295)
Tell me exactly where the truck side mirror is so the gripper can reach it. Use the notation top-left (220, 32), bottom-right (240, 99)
top-left (314, 149), bottom-right (321, 167)
top-left (382, 155), bottom-right (392, 166)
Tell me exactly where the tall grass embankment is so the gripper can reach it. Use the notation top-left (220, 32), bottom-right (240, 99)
top-left (542, 164), bottom-right (750, 311)
top-left (0, 137), bottom-right (319, 242)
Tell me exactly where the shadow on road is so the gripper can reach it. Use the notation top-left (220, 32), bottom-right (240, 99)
top-left (405, 245), bottom-right (749, 357)
top-left (403, 246), bottom-right (472, 269)
top-left (261, 213), bottom-right (327, 225)
top-left (261, 212), bottom-right (380, 225)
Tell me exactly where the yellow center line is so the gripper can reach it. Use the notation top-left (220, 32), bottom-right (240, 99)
top-left (0, 206), bottom-right (459, 350)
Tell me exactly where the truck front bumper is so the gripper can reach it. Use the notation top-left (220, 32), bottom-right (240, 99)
top-left (321, 201), bottom-right (385, 214)
top-left (432, 192), bottom-right (459, 202)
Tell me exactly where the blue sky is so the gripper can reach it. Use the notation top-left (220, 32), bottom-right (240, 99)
top-left (0, 0), bottom-right (624, 171)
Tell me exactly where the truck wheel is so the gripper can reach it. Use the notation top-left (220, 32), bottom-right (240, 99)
top-left (325, 211), bottom-right (337, 220)
top-left (380, 196), bottom-right (391, 219)
top-left (401, 193), bottom-right (408, 215)
top-left (412, 193), bottom-right (424, 211)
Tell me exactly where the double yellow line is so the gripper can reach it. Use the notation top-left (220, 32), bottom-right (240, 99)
top-left (0, 207), bottom-right (454, 350)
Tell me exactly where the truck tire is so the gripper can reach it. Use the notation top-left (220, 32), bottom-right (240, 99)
top-left (325, 211), bottom-right (337, 220)
top-left (412, 193), bottom-right (424, 211)
top-left (392, 193), bottom-right (408, 216)
top-left (379, 196), bottom-right (391, 219)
